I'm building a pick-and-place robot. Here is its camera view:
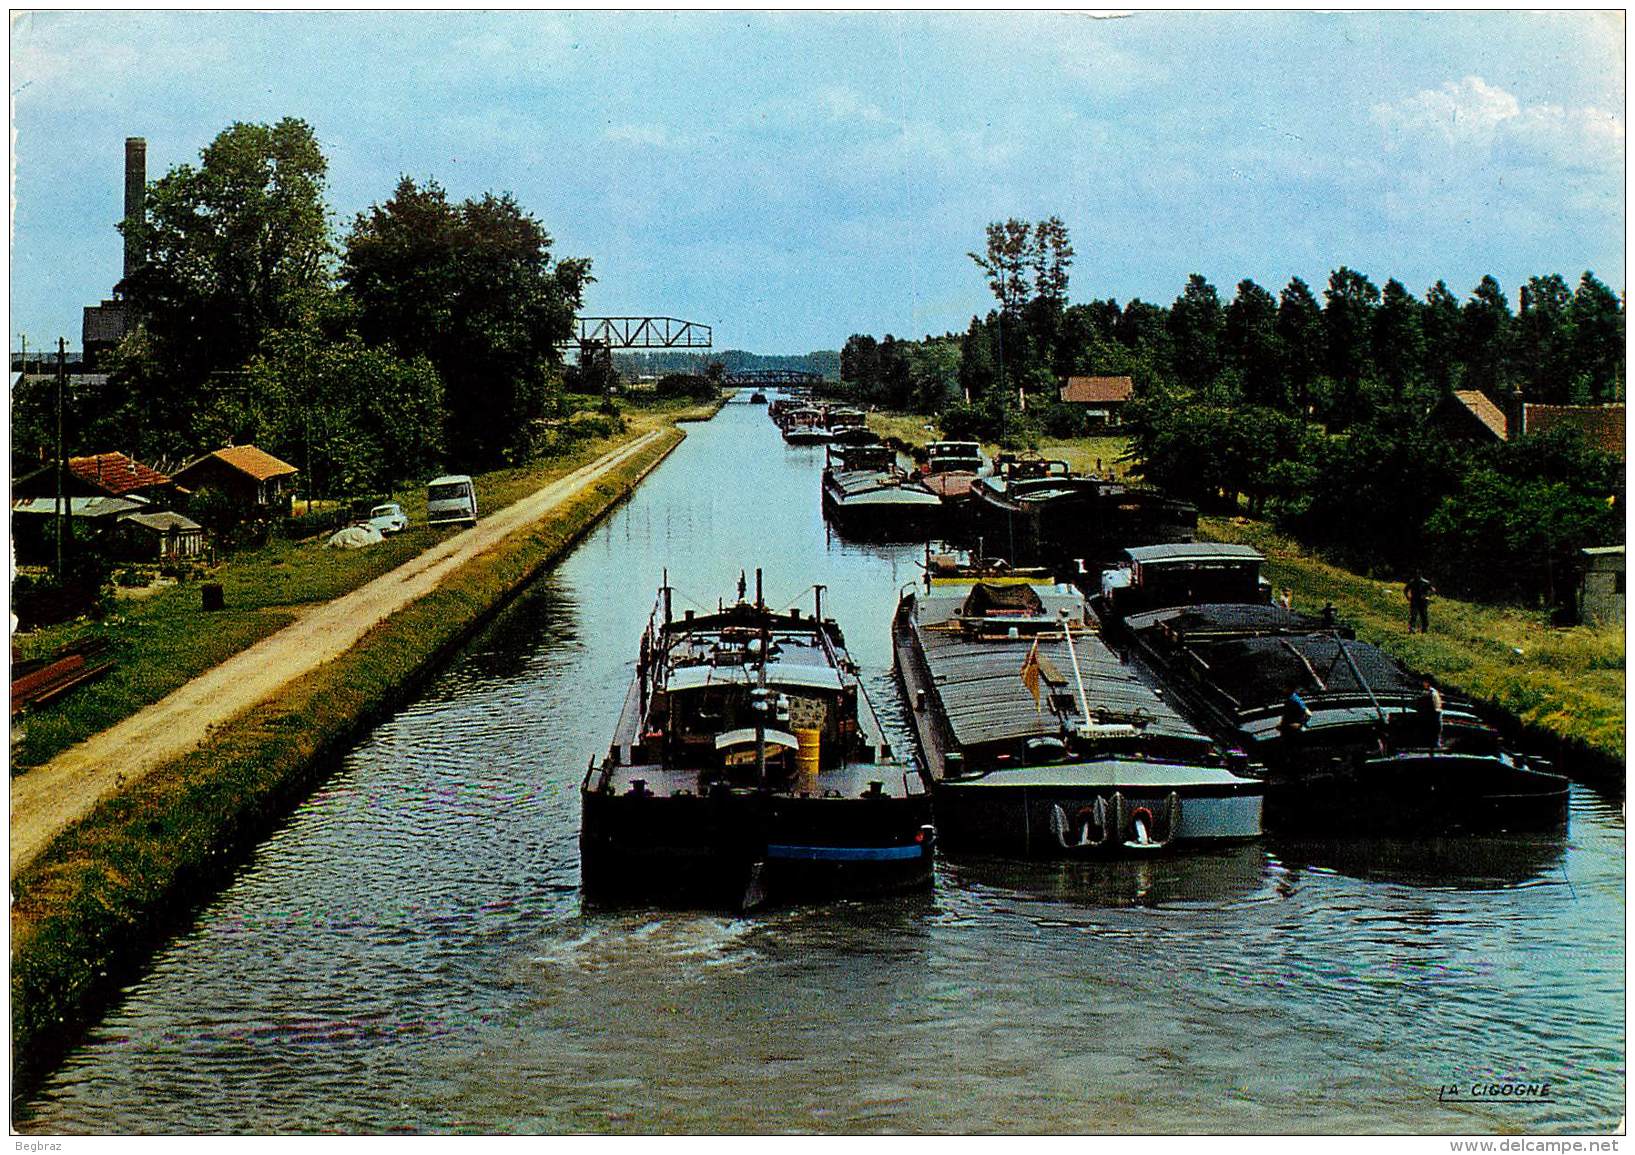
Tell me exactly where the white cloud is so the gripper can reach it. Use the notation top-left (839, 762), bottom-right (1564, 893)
top-left (818, 87), bottom-right (892, 126)
top-left (604, 123), bottom-right (687, 149)
top-left (1372, 75), bottom-right (1623, 171)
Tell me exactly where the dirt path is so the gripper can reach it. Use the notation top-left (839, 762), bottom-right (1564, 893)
top-left (10, 429), bottom-right (669, 879)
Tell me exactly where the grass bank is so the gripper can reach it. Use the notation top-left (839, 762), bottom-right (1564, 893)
top-left (10, 420), bottom-right (693, 1106)
top-left (1203, 516), bottom-right (1624, 774)
top-left (10, 397), bottom-right (716, 772)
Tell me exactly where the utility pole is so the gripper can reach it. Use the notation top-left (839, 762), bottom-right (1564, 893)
top-left (55, 337), bottom-right (66, 578)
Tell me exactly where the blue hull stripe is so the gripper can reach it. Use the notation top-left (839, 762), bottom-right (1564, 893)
top-left (766, 843), bottom-right (925, 862)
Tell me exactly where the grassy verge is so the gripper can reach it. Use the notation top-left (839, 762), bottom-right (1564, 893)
top-left (1203, 516), bottom-right (1625, 768)
top-left (10, 396), bottom-right (719, 772)
top-left (10, 424), bottom-right (688, 1106)
top-left (864, 410), bottom-right (1135, 478)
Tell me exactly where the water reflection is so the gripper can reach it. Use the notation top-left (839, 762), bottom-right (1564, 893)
top-left (1271, 832), bottom-right (1567, 891)
top-left (944, 842), bottom-right (1273, 909)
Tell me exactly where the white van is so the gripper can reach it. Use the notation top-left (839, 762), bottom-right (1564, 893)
top-left (426, 474), bottom-right (478, 528)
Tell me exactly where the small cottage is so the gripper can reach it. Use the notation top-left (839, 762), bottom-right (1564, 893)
top-left (116, 510), bottom-right (207, 561)
top-left (1059, 375), bottom-right (1134, 428)
top-left (172, 445), bottom-right (299, 519)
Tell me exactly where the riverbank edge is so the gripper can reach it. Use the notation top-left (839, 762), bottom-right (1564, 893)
top-left (10, 422), bottom-right (691, 1110)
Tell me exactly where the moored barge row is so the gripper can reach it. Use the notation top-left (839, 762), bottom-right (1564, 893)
top-left (582, 572), bottom-right (935, 910)
top-left (892, 553), bottom-right (1264, 856)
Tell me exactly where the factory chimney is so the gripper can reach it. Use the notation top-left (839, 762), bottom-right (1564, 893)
top-left (122, 136), bottom-right (146, 284)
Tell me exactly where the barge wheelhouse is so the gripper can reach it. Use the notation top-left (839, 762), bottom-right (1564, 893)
top-left (892, 554), bottom-right (1263, 855)
top-left (582, 574), bottom-right (934, 909)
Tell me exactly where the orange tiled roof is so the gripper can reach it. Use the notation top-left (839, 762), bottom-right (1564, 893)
top-left (66, 452), bottom-right (172, 496)
top-left (1523, 403), bottom-right (1625, 458)
top-left (1452, 390), bottom-right (1510, 441)
top-left (196, 444), bottom-right (299, 481)
top-left (1060, 375), bottom-right (1134, 404)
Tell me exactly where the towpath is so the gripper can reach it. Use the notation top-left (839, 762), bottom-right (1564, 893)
top-left (10, 429), bottom-right (669, 879)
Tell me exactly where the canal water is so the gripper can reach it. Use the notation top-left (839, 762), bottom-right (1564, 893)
top-left (18, 399), bottom-right (1624, 1134)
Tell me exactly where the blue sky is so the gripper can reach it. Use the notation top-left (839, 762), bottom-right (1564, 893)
top-left (8, 10), bottom-right (1625, 355)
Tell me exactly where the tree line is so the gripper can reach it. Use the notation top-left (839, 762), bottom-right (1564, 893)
top-left (15, 117), bottom-right (597, 497)
top-left (837, 216), bottom-right (1624, 608)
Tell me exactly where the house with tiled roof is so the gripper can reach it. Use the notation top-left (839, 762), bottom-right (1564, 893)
top-left (172, 444), bottom-right (299, 518)
top-left (14, 450), bottom-right (175, 502)
top-left (1518, 404), bottom-right (1625, 459)
top-left (1059, 375), bottom-right (1135, 427)
top-left (1441, 392), bottom-right (1625, 460)
top-left (1446, 390), bottom-right (1510, 442)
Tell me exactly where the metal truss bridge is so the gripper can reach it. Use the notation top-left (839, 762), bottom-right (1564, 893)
top-left (568, 316), bottom-right (713, 349)
top-left (723, 370), bottom-right (827, 387)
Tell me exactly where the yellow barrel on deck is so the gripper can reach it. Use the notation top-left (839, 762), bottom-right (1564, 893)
top-left (794, 727), bottom-right (821, 792)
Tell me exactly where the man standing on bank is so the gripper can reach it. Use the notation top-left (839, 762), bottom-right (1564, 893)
top-left (1404, 573), bottom-right (1435, 634)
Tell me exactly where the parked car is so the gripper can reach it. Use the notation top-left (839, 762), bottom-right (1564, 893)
top-left (426, 475), bottom-right (478, 528)
top-left (366, 502), bottom-right (409, 535)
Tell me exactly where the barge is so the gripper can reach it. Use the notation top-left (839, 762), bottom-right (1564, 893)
top-left (892, 554), bottom-right (1264, 855)
top-left (1101, 544), bottom-right (1570, 834)
top-left (582, 572), bottom-right (935, 909)
top-left (821, 442), bottom-right (944, 540)
top-left (919, 441), bottom-right (986, 510)
top-left (780, 406), bottom-right (833, 445)
top-left (963, 457), bottom-right (1197, 574)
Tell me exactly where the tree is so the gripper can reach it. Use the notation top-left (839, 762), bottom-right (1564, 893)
top-left (344, 178), bottom-right (590, 466)
top-left (1567, 271), bottom-right (1625, 402)
top-left (841, 334), bottom-right (882, 392)
top-left (1031, 216), bottom-right (1074, 304)
top-left (1460, 274), bottom-right (1514, 397)
top-left (117, 118), bottom-right (334, 457)
top-left (1322, 266), bottom-right (1379, 387)
top-left (905, 337), bottom-right (962, 413)
top-left (240, 330), bottom-right (445, 497)
top-left (969, 219), bottom-right (1035, 316)
top-left (1223, 279), bottom-right (1284, 407)
top-left (1421, 280), bottom-right (1462, 394)
top-left (1515, 274), bottom-right (1575, 402)
top-left (1277, 277), bottom-right (1323, 417)
top-left (1167, 274), bottom-right (1224, 390)
top-left (1373, 278), bottom-right (1424, 403)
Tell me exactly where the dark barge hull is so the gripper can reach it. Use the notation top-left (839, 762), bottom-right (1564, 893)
top-left (1115, 604), bottom-right (1570, 835)
top-left (928, 772), bottom-right (1262, 856)
top-left (821, 487), bottom-right (945, 540)
top-left (963, 485), bottom-right (1195, 572)
top-left (1259, 751), bottom-right (1569, 835)
top-left (581, 787), bottom-right (935, 909)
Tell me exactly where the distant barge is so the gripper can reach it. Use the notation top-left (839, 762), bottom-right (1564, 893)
top-left (582, 573), bottom-right (934, 909)
top-left (892, 554), bottom-right (1263, 855)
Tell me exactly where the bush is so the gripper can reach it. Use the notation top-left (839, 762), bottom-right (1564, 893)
top-left (655, 373), bottom-right (718, 401)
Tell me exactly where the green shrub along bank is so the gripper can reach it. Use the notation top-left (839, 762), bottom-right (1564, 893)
top-left (10, 427), bottom-right (685, 1107)
top-left (1204, 516), bottom-right (1624, 774)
